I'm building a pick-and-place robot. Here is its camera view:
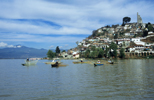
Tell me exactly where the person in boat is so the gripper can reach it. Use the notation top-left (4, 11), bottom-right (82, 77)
top-left (55, 61), bottom-right (58, 65)
top-left (97, 60), bottom-right (100, 63)
top-left (108, 59), bottom-right (112, 63)
top-left (52, 59), bottom-right (55, 62)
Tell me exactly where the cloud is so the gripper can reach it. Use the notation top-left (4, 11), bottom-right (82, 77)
top-left (0, 0), bottom-right (154, 49)
top-left (0, 42), bottom-right (8, 47)
top-left (50, 45), bottom-right (54, 48)
top-left (0, 42), bottom-right (14, 48)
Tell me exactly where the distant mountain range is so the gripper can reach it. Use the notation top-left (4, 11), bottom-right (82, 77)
top-left (0, 45), bottom-right (49, 59)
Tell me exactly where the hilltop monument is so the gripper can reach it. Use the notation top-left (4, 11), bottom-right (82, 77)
top-left (137, 12), bottom-right (143, 24)
top-left (137, 12), bottom-right (145, 28)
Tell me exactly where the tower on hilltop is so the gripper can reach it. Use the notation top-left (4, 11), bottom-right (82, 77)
top-left (137, 12), bottom-right (143, 24)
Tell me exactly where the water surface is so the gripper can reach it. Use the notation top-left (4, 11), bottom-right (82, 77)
top-left (0, 59), bottom-right (154, 100)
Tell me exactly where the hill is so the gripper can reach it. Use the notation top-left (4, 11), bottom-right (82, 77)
top-left (141, 36), bottom-right (154, 43)
top-left (0, 45), bottom-right (48, 59)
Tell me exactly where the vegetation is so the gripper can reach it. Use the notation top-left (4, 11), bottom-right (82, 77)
top-left (56, 46), bottom-right (60, 54)
top-left (84, 49), bottom-right (90, 58)
top-left (122, 17), bottom-right (131, 26)
top-left (114, 33), bottom-right (118, 39)
top-left (62, 50), bottom-right (66, 52)
top-left (47, 50), bottom-right (55, 59)
top-left (90, 50), bottom-right (98, 58)
top-left (142, 30), bottom-right (148, 37)
top-left (98, 49), bottom-right (104, 58)
top-left (109, 42), bottom-right (117, 58)
top-left (119, 48), bottom-right (125, 59)
top-left (146, 22), bottom-right (154, 32)
top-left (81, 42), bottom-right (118, 59)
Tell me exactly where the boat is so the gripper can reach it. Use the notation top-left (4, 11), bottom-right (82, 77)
top-left (109, 61), bottom-right (114, 64)
top-left (22, 59), bottom-right (38, 66)
top-left (108, 61), bottom-right (114, 64)
top-left (108, 60), bottom-right (114, 64)
top-left (51, 62), bottom-right (59, 67)
top-left (73, 61), bottom-right (89, 64)
top-left (94, 63), bottom-right (104, 66)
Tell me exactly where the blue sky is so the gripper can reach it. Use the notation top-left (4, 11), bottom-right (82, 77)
top-left (0, 0), bottom-right (154, 50)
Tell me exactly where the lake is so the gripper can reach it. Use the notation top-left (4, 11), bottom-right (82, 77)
top-left (0, 59), bottom-right (154, 100)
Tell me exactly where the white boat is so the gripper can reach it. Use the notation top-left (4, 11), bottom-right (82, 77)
top-left (22, 60), bottom-right (38, 66)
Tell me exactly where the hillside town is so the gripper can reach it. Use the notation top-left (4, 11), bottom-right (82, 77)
top-left (61, 12), bottom-right (154, 59)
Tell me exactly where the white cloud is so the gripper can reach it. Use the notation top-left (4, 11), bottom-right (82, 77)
top-left (0, 42), bottom-right (8, 47)
top-left (50, 45), bottom-right (54, 48)
top-left (0, 0), bottom-right (154, 49)
top-left (0, 42), bottom-right (15, 48)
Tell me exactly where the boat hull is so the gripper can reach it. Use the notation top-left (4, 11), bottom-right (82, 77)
top-left (94, 63), bottom-right (104, 66)
top-left (73, 62), bottom-right (89, 64)
top-left (22, 60), bottom-right (38, 66)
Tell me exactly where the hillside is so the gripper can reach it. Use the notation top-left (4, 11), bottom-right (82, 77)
top-left (0, 46), bottom-right (48, 59)
top-left (141, 36), bottom-right (154, 43)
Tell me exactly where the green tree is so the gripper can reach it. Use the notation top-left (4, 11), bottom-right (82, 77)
top-left (109, 42), bottom-right (117, 58)
top-left (90, 46), bottom-right (96, 51)
top-left (55, 46), bottom-right (60, 53)
top-left (98, 49), bottom-right (104, 58)
top-left (104, 46), bottom-right (110, 58)
top-left (148, 24), bottom-right (153, 32)
top-left (122, 17), bottom-right (131, 26)
top-left (114, 34), bottom-right (118, 39)
top-left (62, 50), bottom-right (66, 52)
top-left (90, 50), bottom-right (98, 58)
top-left (142, 30), bottom-right (148, 37)
top-left (84, 49), bottom-right (90, 58)
top-left (146, 22), bottom-right (154, 32)
top-left (47, 50), bottom-right (55, 59)
top-left (119, 48), bottom-right (125, 59)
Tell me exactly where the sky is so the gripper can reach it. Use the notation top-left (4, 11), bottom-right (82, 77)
top-left (0, 0), bottom-right (154, 50)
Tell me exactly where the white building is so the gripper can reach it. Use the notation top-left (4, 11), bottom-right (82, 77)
top-left (131, 37), bottom-right (145, 45)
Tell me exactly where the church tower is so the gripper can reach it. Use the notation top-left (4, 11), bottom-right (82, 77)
top-left (137, 12), bottom-right (143, 24)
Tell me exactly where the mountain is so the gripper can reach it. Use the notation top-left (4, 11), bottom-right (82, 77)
top-left (0, 45), bottom-right (48, 59)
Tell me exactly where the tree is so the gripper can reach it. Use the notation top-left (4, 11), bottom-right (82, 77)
top-left (47, 50), bottom-right (55, 59)
top-left (147, 23), bottom-right (153, 32)
top-left (142, 30), bottom-right (148, 37)
top-left (55, 46), bottom-right (60, 53)
top-left (92, 30), bottom-right (97, 37)
top-left (90, 46), bottom-right (96, 51)
top-left (84, 49), bottom-right (90, 58)
top-left (119, 48), bottom-right (125, 59)
top-left (109, 42), bottom-right (117, 58)
top-left (122, 17), bottom-right (131, 26)
top-left (90, 50), bottom-right (98, 58)
top-left (98, 49), bottom-right (104, 58)
top-left (104, 46), bottom-right (110, 58)
top-left (114, 34), bottom-right (118, 39)
top-left (62, 50), bottom-right (66, 52)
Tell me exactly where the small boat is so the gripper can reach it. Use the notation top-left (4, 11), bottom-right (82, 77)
top-left (109, 62), bottom-right (114, 64)
top-left (22, 59), bottom-right (38, 66)
top-left (94, 63), bottom-right (104, 66)
top-left (108, 59), bottom-right (114, 64)
top-left (108, 60), bottom-right (114, 64)
top-left (73, 61), bottom-right (88, 64)
top-left (51, 62), bottom-right (59, 67)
